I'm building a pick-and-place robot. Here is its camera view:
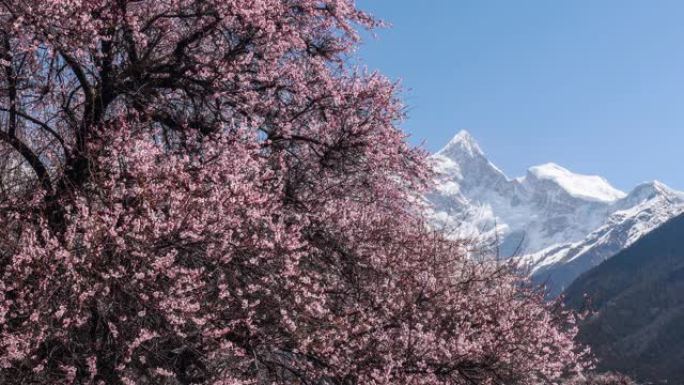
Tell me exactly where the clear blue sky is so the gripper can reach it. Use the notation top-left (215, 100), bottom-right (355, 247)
top-left (356, 0), bottom-right (684, 191)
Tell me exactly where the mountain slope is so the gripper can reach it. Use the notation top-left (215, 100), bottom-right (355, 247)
top-left (427, 131), bottom-right (684, 295)
top-left (429, 131), bottom-right (617, 255)
top-left (525, 180), bottom-right (684, 295)
top-left (564, 213), bottom-right (684, 384)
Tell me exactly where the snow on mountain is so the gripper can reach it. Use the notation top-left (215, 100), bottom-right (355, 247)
top-left (527, 163), bottom-right (626, 203)
top-left (427, 130), bottom-right (684, 295)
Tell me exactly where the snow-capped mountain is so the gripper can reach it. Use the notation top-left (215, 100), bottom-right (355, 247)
top-left (427, 131), bottom-right (684, 296)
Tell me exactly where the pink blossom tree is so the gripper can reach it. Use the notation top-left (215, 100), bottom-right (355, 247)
top-left (0, 1), bottom-right (592, 384)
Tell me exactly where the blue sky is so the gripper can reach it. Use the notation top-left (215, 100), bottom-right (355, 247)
top-left (355, 0), bottom-right (684, 191)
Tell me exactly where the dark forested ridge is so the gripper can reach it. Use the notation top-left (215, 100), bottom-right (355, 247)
top-left (564, 213), bottom-right (684, 384)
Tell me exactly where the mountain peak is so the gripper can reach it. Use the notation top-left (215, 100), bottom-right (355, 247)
top-left (527, 163), bottom-right (626, 203)
top-left (451, 129), bottom-right (476, 144)
top-left (437, 130), bottom-right (484, 158)
top-left (626, 180), bottom-right (682, 201)
top-left (648, 180), bottom-right (669, 191)
top-left (528, 162), bottom-right (570, 176)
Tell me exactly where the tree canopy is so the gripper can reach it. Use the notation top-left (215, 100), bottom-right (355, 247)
top-left (0, 1), bottom-right (592, 384)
